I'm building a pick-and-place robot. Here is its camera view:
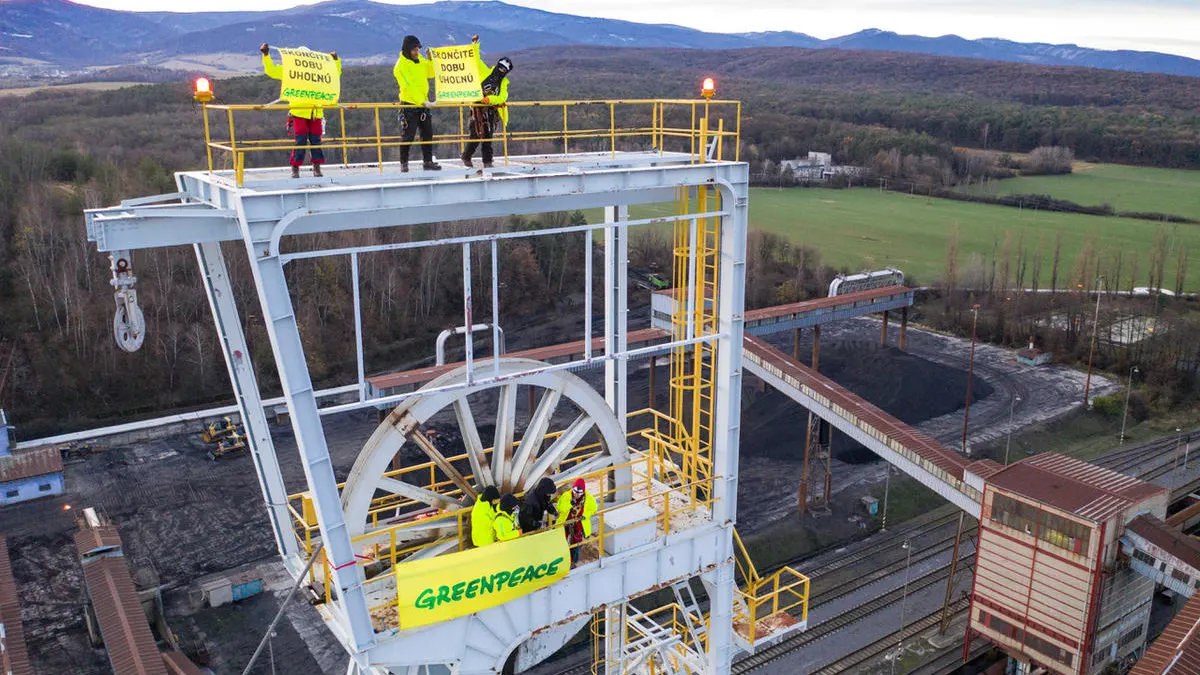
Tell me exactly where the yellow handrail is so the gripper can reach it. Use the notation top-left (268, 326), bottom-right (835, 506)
top-left (197, 98), bottom-right (741, 184)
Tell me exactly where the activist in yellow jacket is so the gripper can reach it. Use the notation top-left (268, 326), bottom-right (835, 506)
top-left (261, 47), bottom-right (342, 120)
top-left (394, 35), bottom-right (441, 170)
top-left (470, 486), bottom-right (501, 547)
top-left (494, 494), bottom-right (521, 542)
top-left (461, 47), bottom-right (512, 168)
top-left (555, 480), bottom-right (598, 539)
top-left (393, 39), bottom-right (436, 105)
top-left (474, 52), bottom-right (510, 126)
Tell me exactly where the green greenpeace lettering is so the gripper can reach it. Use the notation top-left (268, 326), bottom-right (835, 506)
top-left (412, 556), bottom-right (566, 611)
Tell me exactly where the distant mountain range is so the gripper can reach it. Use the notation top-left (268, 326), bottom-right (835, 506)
top-left (3, 0), bottom-right (1200, 78)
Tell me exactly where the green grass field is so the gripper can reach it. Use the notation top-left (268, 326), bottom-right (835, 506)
top-left (957, 162), bottom-right (1200, 222)
top-left (619, 187), bottom-right (1200, 291)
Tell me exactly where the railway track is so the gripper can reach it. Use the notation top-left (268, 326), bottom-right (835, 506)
top-left (733, 546), bottom-right (976, 674)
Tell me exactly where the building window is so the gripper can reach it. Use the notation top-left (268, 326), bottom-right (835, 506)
top-left (1118, 625), bottom-right (1145, 649)
top-left (1132, 549), bottom-right (1156, 567)
top-left (38, 483), bottom-right (52, 492)
top-left (1172, 568), bottom-right (1191, 585)
top-left (1025, 633), bottom-right (1074, 668)
top-left (1038, 509), bottom-right (1091, 554)
top-left (1092, 647), bottom-right (1110, 667)
top-left (4, 489), bottom-right (17, 498)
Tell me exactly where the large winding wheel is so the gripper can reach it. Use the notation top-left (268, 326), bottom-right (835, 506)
top-left (341, 358), bottom-right (628, 559)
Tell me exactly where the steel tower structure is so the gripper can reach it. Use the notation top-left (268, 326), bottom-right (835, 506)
top-left (84, 98), bottom-right (807, 674)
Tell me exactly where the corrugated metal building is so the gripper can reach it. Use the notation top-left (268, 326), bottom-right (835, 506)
top-left (0, 444), bottom-right (65, 506)
top-left (970, 452), bottom-right (1168, 675)
top-left (0, 534), bottom-right (34, 675)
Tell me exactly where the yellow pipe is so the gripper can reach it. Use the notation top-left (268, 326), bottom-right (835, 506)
top-left (374, 108), bottom-right (383, 171)
top-left (339, 107), bottom-right (349, 166)
top-left (202, 103), bottom-right (213, 173)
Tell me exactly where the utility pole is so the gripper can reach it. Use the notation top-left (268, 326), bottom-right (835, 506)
top-left (1004, 396), bottom-right (1022, 465)
top-left (892, 539), bottom-right (914, 675)
top-left (962, 304), bottom-right (980, 455)
top-left (1120, 365), bottom-right (1139, 445)
top-left (1083, 277), bottom-right (1104, 405)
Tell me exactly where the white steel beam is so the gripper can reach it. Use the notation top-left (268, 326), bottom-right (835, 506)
top-left (231, 202), bottom-right (377, 652)
top-left (194, 241), bottom-right (299, 565)
top-left (604, 205), bottom-right (633, 504)
top-left (706, 177), bottom-right (748, 675)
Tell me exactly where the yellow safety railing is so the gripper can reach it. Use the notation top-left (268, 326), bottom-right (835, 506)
top-left (196, 98), bottom-right (741, 185)
top-left (732, 562), bottom-right (810, 650)
top-left (590, 603), bottom-right (708, 675)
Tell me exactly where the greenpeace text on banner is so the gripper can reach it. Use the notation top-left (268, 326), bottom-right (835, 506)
top-left (394, 528), bottom-right (570, 629)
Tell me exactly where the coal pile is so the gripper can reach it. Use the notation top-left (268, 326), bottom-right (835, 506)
top-left (741, 341), bottom-right (991, 464)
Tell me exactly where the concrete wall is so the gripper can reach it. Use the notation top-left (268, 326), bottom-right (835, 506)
top-left (0, 472), bottom-right (65, 506)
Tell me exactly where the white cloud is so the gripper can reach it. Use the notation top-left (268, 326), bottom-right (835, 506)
top-left (76, 0), bottom-right (1200, 58)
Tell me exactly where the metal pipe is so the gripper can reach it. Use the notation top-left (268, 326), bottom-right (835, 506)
top-left (281, 211), bottom-right (728, 263)
top-left (462, 243), bottom-right (473, 384)
top-left (351, 253), bottom-right (365, 402)
top-left (585, 227), bottom-right (593, 360)
top-left (491, 240), bottom-right (501, 377)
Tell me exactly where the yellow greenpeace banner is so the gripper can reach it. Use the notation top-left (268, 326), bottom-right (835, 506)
top-left (428, 43), bottom-right (482, 103)
top-left (277, 47), bottom-right (340, 109)
top-left (395, 529), bottom-right (569, 629)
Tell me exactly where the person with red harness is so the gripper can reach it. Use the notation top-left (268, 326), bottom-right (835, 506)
top-left (260, 43), bottom-right (341, 178)
top-left (555, 478), bottom-right (597, 567)
top-left (461, 36), bottom-right (512, 169)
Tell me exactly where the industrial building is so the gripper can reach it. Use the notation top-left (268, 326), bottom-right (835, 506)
top-left (0, 410), bottom-right (64, 506)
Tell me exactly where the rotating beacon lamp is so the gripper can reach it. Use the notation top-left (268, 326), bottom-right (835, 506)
top-left (701, 77), bottom-right (716, 100)
top-left (193, 77), bottom-right (214, 103)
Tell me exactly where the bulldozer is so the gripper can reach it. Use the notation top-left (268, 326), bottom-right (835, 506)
top-left (207, 430), bottom-right (247, 460)
top-left (200, 416), bottom-right (238, 444)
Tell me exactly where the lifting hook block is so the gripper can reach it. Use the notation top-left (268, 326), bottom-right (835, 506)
top-left (109, 251), bottom-right (145, 353)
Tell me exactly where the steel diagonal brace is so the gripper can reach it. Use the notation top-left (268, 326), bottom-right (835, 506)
top-left (396, 413), bottom-right (478, 499)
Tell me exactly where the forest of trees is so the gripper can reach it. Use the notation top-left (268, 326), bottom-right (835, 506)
top-left (2, 49), bottom-right (1199, 435)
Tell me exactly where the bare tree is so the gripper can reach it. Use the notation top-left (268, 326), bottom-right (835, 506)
top-left (1050, 231), bottom-right (1063, 294)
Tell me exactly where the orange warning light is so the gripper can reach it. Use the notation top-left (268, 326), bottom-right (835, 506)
top-left (193, 77), bottom-right (214, 103)
top-left (701, 77), bottom-right (716, 100)
top-left (63, 504), bottom-right (72, 511)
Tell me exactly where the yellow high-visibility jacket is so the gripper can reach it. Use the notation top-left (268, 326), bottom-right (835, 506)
top-left (474, 53), bottom-right (510, 126)
top-left (261, 53), bottom-right (341, 119)
top-left (494, 511), bottom-right (520, 542)
top-left (555, 491), bottom-right (598, 538)
top-left (393, 53), bottom-right (435, 105)
top-left (471, 499), bottom-right (497, 547)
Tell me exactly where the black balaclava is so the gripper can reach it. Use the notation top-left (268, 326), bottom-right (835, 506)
top-left (402, 35), bottom-right (421, 63)
top-left (481, 56), bottom-right (512, 96)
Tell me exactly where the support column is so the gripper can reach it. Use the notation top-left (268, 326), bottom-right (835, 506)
top-left (812, 325), bottom-right (821, 370)
top-left (648, 355), bottom-right (656, 410)
top-left (195, 242), bottom-right (299, 565)
top-left (793, 327), bottom-right (802, 361)
top-left (237, 215), bottom-right (375, 652)
top-left (528, 387), bottom-right (536, 423)
top-left (604, 205), bottom-right (633, 503)
top-left (603, 604), bottom-right (627, 674)
top-left (900, 306), bottom-right (909, 352)
top-left (880, 310), bottom-right (889, 346)
top-left (821, 423), bottom-right (832, 508)
top-left (799, 412), bottom-right (812, 516)
top-left (939, 511), bottom-right (966, 634)
top-left (707, 178), bottom-right (747, 675)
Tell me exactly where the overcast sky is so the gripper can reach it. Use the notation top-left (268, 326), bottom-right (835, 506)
top-left (77, 0), bottom-right (1200, 59)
